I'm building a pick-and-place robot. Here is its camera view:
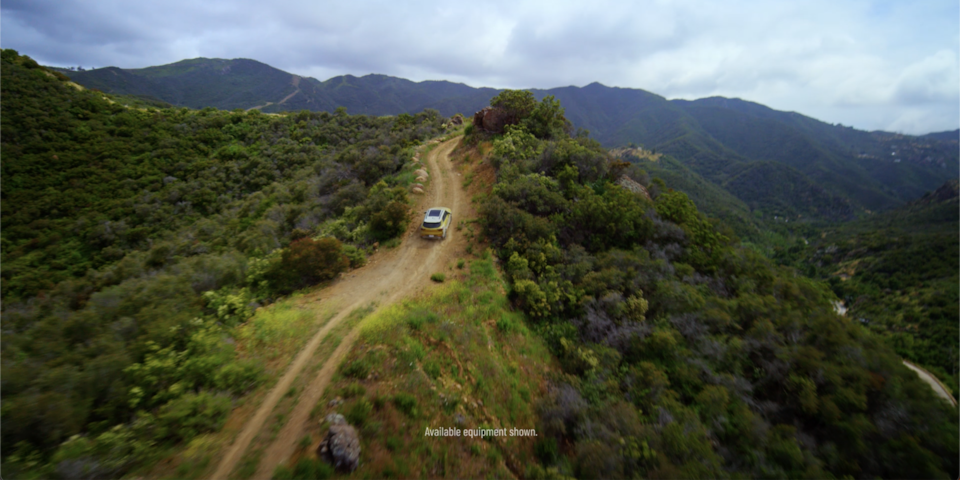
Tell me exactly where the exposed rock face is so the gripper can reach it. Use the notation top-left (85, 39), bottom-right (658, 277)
top-left (318, 423), bottom-right (360, 472)
top-left (616, 175), bottom-right (651, 201)
top-left (450, 114), bottom-right (464, 125)
top-left (472, 107), bottom-right (509, 134)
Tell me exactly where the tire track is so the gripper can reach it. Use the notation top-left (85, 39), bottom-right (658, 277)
top-left (211, 137), bottom-right (462, 479)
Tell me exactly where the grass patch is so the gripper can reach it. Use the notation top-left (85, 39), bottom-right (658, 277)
top-left (430, 272), bottom-right (446, 283)
top-left (346, 398), bottom-right (373, 426)
top-left (304, 257), bottom-right (556, 478)
top-left (340, 382), bottom-right (366, 398)
top-left (341, 358), bottom-right (371, 379)
top-left (392, 393), bottom-right (418, 417)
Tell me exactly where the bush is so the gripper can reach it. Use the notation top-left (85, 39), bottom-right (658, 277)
top-left (270, 237), bottom-right (349, 293)
top-left (341, 244), bottom-right (367, 268)
top-left (535, 437), bottom-right (560, 465)
top-left (370, 201), bottom-right (409, 241)
top-left (156, 392), bottom-right (231, 442)
top-left (430, 273), bottom-right (446, 283)
top-left (496, 314), bottom-right (518, 333)
top-left (214, 360), bottom-right (265, 395)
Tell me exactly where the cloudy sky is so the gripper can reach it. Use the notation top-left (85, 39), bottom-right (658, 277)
top-left (3, 0), bottom-right (957, 134)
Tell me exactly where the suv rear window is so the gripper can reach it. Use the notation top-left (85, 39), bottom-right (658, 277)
top-left (423, 221), bottom-right (441, 229)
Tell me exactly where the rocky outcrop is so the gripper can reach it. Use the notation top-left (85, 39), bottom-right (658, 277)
top-left (318, 421), bottom-right (360, 472)
top-left (616, 175), bottom-right (651, 201)
top-left (472, 107), bottom-right (509, 134)
top-left (450, 113), bottom-right (464, 125)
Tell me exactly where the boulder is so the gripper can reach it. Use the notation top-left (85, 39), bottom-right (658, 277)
top-left (414, 169), bottom-right (429, 177)
top-left (325, 413), bottom-right (346, 425)
top-left (411, 186), bottom-right (424, 195)
top-left (416, 176), bottom-right (427, 183)
top-left (450, 114), bottom-right (464, 126)
top-left (318, 423), bottom-right (360, 472)
top-left (472, 107), bottom-right (509, 134)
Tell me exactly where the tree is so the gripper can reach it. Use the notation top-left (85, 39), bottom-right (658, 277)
top-left (523, 95), bottom-right (571, 139)
top-left (490, 90), bottom-right (537, 126)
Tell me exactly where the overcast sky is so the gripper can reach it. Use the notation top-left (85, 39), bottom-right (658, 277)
top-left (3, 0), bottom-right (957, 134)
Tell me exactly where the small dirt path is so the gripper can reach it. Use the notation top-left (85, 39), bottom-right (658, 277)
top-left (246, 75), bottom-right (302, 111)
top-left (211, 137), bottom-right (465, 480)
top-left (902, 360), bottom-right (957, 407)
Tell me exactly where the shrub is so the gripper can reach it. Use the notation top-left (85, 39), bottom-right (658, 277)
top-left (341, 244), bottom-right (366, 268)
top-left (156, 392), bottom-right (231, 442)
top-left (496, 314), bottom-right (518, 333)
top-left (214, 360), bottom-right (265, 395)
top-left (535, 437), bottom-right (560, 465)
top-left (270, 237), bottom-right (348, 293)
top-left (370, 201), bottom-right (409, 241)
top-left (203, 287), bottom-right (254, 326)
top-left (430, 273), bottom-right (445, 283)
top-left (457, 259), bottom-right (465, 269)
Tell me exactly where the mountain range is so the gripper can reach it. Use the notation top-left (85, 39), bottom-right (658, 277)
top-left (57, 57), bottom-right (958, 225)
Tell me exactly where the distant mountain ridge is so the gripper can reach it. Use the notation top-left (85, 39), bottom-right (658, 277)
top-left (57, 57), bottom-right (958, 221)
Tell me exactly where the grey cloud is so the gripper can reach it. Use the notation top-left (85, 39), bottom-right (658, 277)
top-left (1, 0), bottom-right (956, 134)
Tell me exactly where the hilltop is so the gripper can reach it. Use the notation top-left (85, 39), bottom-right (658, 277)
top-left (57, 57), bottom-right (958, 228)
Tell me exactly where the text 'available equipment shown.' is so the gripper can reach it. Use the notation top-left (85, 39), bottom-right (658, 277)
top-left (424, 427), bottom-right (537, 438)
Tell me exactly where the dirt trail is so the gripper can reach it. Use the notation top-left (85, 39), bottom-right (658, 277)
top-left (211, 137), bottom-right (464, 480)
top-left (246, 75), bottom-right (302, 111)
top-left (902, 360), bottom-right (957, 407)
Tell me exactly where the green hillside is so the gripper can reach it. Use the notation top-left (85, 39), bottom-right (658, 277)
top-left (777, 180), bottom-right (960, 395)
top-left (472, 90), bottom-right (958, 478)
top-left (0, 49), bottom-right (448, 478)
